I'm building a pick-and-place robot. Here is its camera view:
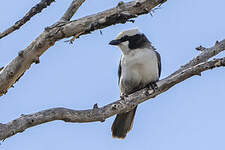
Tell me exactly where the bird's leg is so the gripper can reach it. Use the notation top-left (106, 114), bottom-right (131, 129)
top-left (145, 82), bottom-right (158, 96)
top-left (149, 82), bottom-right (158, 91)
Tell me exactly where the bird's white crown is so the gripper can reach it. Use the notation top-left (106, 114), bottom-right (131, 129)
top-left (115, 28), bottom-right (141, 40)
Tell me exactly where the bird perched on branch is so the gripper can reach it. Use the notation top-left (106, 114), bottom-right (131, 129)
top-left (109, 28), bottom-right (161, 139)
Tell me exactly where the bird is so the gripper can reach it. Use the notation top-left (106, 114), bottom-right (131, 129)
top-left (109, 28), bottom-right (161, 139)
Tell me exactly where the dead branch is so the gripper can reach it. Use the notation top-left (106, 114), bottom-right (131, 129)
top-left (0, 40), bottom-right (224, 140)
top-left (0, 0), bottom-right (167, 96)
top-left (0, 0), bottom-right (55, 39)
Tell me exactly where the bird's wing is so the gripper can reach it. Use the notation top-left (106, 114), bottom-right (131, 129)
top-left (155, 51), bottom-right (161, 77)
top-left (118, 57), bottom-right (122, 85)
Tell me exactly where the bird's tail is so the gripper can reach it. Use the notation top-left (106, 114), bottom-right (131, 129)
top-left (111, 106), bottom-right (137, 139)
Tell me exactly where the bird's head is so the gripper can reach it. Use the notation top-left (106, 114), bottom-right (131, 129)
top-left (109, 28), bottom-right (151, 54)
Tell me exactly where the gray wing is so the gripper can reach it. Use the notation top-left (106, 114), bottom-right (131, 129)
top-left (118, 57), bottom-right (122, 85)
top-left (155, 51), bottom-right (161, 77)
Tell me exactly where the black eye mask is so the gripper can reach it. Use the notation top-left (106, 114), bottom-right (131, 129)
top-left (127, 34), bottom-right (145, 49)
top-left (109, 34), bottom-right (144, 46)
top-left (109, 35), bottom-right (130, 45)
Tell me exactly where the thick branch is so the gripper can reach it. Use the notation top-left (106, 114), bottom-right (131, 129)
top-left (0, 0), bottom-right (55, 39)
top-left (0, 0), bottom-right (167, 96)
top-left (60, 0), bottom-right (86, 22)
top-left (0, 55), bottom-right (224, 140)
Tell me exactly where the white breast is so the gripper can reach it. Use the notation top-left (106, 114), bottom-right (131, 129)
top-left (120, 48), bottom-right (159, 86)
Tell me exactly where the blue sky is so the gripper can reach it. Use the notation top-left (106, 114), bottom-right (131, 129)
top-left (0, 0), bottom-right (225, 149)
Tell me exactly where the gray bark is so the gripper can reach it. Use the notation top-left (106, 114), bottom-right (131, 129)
top-left (0, 39), bottom-right (224, 140)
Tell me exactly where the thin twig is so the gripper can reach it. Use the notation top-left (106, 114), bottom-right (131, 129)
top-left (0, 0), bottom-right (55, 40)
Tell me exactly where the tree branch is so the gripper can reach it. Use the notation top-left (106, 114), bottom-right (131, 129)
top-left (0, 0), bottom-right (55, 40)
top-left (1, 58), bottom-right (225, 138)
top-left (0, 0), bottom-right (167, 96)
top-left (0, 40), bottom-right (224, 140)
top-left (60, 0), bottom-right (86, 22)
top-left (170, 40), bottom-right (225, 76)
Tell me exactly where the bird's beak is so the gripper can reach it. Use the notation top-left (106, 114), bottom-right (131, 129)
top-left (109, 39), bottom-right (121, 45)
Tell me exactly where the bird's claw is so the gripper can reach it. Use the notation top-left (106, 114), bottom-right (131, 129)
top-left (145, 82), bottom-right (158, 96)
top-left (150, 82), bottom-right (158, 91)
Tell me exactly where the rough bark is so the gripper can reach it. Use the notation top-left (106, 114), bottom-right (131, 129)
top-left (0, 40), bottom-right (224, 140)
top-left (0, 0), bottom-right (166, 96)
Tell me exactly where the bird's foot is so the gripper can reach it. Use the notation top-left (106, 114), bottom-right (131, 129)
top-left (145, 82), bottom-right (158, 96)
top-left (149, 82), bottom-right (158, 91)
